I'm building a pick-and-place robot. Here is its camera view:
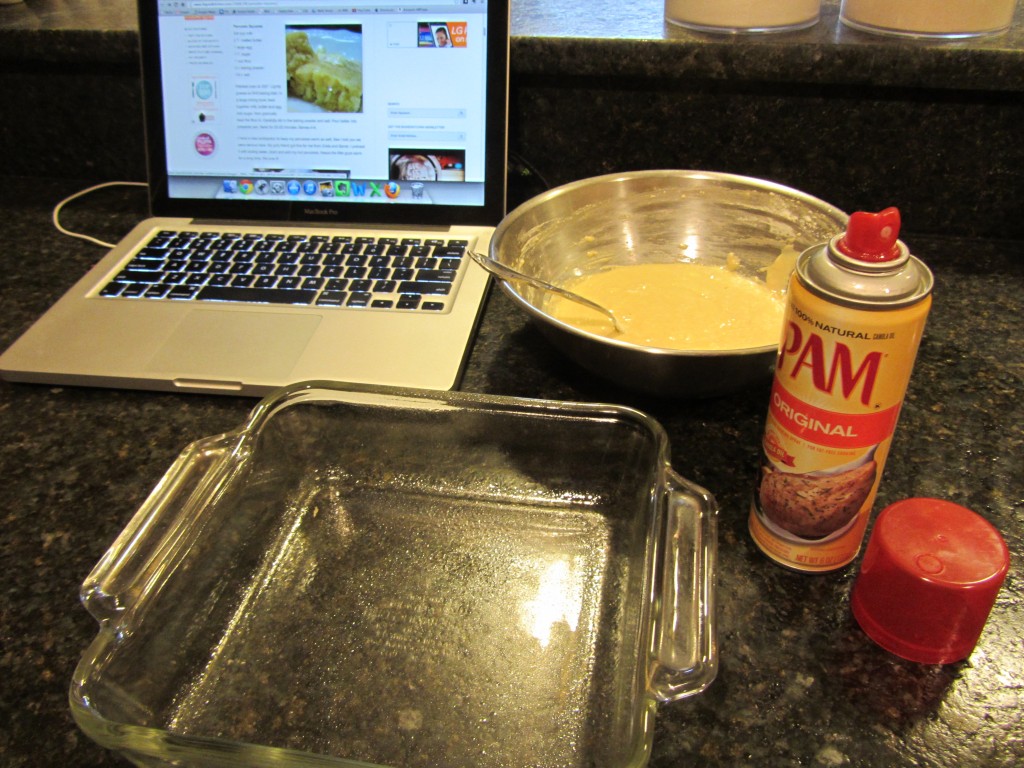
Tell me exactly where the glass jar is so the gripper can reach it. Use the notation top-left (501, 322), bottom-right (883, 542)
top-left (666, 0), bottom-right (821, 33)
top-left (840, 0), bottom-right (1017, 38)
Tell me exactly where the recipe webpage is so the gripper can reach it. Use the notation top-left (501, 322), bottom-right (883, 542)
top-left (157, 0), bottom-right (490, 205)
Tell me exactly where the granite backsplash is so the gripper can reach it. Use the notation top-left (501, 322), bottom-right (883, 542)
top-left (1, 0), bottom-right (1022, 239)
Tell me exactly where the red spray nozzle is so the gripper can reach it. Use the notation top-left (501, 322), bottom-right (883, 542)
top-left (837, 207), bottom-right (902, 262)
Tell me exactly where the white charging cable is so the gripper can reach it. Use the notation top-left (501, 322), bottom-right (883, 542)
top-left (52, 181), bottom-right (148, 248)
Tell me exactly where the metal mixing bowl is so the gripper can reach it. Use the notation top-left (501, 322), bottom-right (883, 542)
top-left (489, 170), bottom-right (848, 398)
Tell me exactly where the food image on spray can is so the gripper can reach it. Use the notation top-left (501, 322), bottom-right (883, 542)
top-left (749, 207), bottom-right (933, 572)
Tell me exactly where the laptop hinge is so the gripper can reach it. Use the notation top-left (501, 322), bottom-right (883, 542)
top-left (189, 219), bottom-right (454, 233)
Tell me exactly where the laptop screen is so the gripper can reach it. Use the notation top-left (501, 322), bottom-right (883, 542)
top-left (139, 0), bottom-right (508, 227)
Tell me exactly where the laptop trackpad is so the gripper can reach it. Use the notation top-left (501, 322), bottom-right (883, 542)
top-left (145, 309), bottom-right (322, 381)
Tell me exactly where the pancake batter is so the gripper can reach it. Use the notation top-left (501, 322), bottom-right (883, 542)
top-left (546, 262), bottom-right (786, 351)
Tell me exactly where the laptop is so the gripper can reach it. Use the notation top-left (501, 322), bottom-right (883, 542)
top-left (0, 0), bottom-right (509, 396)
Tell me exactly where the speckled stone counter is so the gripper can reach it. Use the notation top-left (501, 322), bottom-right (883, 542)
top-left (1, 177), bottom-right (1022, 767)
top-left (2, 0), bottom-right (1024, 764)
top-left (2, 0), bottom-right (1023, 238)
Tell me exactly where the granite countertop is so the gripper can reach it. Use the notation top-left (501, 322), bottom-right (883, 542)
top-left (1, 177), bottom-right (1022, 767)
top-left (2, 0), bottom-right (1023, 764)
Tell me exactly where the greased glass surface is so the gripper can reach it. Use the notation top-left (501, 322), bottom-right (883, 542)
top-left (71, 384), bottom-right (716, 768)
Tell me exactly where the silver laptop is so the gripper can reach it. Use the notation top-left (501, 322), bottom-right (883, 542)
top-left (1, 0), bottom-right (509, 396)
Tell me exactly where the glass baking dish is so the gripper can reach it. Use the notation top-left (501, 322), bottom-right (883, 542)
top-left (71, 382), bottom-right (717, 768)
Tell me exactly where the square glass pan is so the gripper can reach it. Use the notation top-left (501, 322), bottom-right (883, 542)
top-left (71, 382), bottom-right (717, 768)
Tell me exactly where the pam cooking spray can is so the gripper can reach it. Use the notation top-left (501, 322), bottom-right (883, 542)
top-left (749, 207), bottom-right (933, 572)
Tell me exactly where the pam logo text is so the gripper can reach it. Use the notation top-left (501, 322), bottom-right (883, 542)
top-left (777, 322), bottom-right (882, 406)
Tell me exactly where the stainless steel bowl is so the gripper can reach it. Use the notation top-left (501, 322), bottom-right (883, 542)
top-left (490, 170), bottom-right (848, 398)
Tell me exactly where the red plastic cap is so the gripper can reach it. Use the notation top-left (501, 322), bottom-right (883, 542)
top-left (837, 207), bottom-right (902, 262)
top-left (851, 498), bottom-right (1009, 664)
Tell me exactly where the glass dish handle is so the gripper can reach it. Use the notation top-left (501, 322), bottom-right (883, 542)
top-left (79, 432), bottom-right (238, 627)
top-left (649, 469), bottom-right (719, 703)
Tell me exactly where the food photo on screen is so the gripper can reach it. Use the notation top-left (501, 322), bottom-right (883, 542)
top-left (389, 150), bottom-right (466, 182)
top-left (285, 25), bottom-right (363, 112)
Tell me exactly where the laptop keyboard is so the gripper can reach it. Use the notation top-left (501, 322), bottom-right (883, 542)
top-left (97, 230), bottom-right (471, 312)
